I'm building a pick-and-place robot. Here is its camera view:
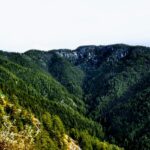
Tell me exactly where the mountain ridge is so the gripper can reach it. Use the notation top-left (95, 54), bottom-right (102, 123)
top-left (0, 44), bottom-right (150, 150)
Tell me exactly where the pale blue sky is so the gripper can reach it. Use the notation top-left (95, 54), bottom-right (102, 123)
top-left (0, 0), bottom-right (150, 52)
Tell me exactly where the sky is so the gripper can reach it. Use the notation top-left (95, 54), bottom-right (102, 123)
top-left (0, 0), bottom-right (150, 52)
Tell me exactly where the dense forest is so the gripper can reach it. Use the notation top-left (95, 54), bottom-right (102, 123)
top-left (0, 44), bottom-right (150, 150)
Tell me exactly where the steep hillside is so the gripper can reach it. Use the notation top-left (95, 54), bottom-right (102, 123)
top-left (0, 44), bottom-right (150, 149)
top-left (54, 44), bottom-right (150, 150)
top-left (0, 49), bottom-right (123, 150)
top-left (55, 44), bottom-right (150, 150)
top-left (23, 44), bottom-right (150, 150)
top-left (0, 91), bottom-right (82, 150)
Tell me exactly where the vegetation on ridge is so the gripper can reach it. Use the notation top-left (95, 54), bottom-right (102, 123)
top-left (0, 47), bottom-right (124, 149)
top-left (0, 44), bottom-right (150, 149)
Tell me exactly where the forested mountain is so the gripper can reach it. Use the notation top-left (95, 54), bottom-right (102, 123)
top-left (0, 44), bottom-right (150, 150)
